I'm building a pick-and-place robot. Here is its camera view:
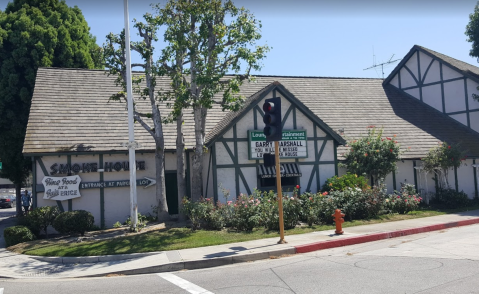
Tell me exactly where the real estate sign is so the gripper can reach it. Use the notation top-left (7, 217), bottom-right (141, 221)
top-left (248, 130), bottom-right (307, 160)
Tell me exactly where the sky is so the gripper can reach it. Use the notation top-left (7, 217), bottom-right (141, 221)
top-left (1, 0), bottom-right (479, 79)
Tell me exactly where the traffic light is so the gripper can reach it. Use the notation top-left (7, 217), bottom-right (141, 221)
top-left (263, 97), bottom-right (282, 142)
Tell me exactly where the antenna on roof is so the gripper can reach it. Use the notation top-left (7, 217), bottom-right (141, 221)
top-left (363, 54), bottom-right (402, 79)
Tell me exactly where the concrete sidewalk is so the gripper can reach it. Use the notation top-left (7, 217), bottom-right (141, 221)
top-left (1, 210), bottom-right (479, 279)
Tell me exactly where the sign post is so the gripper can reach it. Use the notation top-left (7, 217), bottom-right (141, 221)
top-left (275, 141), bottom-right (286, 244)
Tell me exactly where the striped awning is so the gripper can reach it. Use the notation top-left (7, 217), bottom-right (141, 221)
top-left (258, 163), bottom-right (302, 178)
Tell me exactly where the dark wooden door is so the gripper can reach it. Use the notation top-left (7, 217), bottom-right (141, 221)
top-left (165, 172), bottom-right (178, 215)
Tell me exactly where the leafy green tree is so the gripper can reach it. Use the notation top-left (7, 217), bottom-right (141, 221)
top-left (341, 127), bottom-right (402, 186)
top-left (0, 0), bottom-right (102, 215)
top-left (465, 1), bottom-right (479, 102)
top-left (422, 142), bottom-right (467, 189)
top-left (153, 0), bottom-right (269, 201)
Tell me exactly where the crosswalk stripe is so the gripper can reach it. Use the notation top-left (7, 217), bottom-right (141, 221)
top-left (0, 287), bottom-right (4, 294)
top-left (158, 273), bottom-right (214, 294)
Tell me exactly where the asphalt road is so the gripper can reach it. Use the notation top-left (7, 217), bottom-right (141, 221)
top-left (1, 223), bottom-right (479, 294)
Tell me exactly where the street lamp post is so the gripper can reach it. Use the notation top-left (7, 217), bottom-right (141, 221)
top-left (123, 0), bottom-right (138, 231)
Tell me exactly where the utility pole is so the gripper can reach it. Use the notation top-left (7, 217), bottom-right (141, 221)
top-left (123, 0), bottom-right (138, 231)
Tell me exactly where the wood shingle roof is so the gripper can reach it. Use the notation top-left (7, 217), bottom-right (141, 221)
top-left (24, 67), bottom-right (479, 159)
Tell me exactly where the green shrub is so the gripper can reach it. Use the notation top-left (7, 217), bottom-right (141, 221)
top-left (124, 212), bottom-right (151, 231)
top-left (432, 188), bottom-right (470, 208)
top-left (181, 197), bottom-right (213, 230)
top-left (4, 226), bottom-right (36, 247)
top-left (53, 210), bottom-right (94, 236)
top-left (24, 206), bottom-right (60, 237)
top-left (260, 191), bottom-right (302, 230)
top-left (328, 186), bottom-right (385, 221)
top-left (322, 173), bottom-right (370, 192)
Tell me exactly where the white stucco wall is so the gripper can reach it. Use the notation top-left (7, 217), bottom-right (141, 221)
top-left (443, 79), bottom-right (466, 113)
top-left (422, 84), bottom-right (443, 111)
top-left (423, 60), bottom-right (441, 84)
top-left (36, 153), bottom-right (157, 228)
top-left (400, 68), bottom-right (418, 89)
top-left (442, 64), bottom-right (462, 80)
top-left (404, 88), bottom-right (420, 100)
top-left (419, 51), bottom-right (433, 80)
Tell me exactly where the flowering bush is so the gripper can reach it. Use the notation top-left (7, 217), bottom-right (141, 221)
top-left (299, 191), bottom-right (333, 226)
top-left (329, 186), bottom-right (386, 221)
top-left (231, 194), bottom-right (262, 231)
top-left (342, 127), bottom-right (402, 186)
top-left (385, 183), bottom-right (422, 214)
top-left (261, 190), bottom-right (302, 230)
top-left (322, 172), bottom-right (370, 192)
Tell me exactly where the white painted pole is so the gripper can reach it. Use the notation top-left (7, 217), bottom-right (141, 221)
top-left (124, 0), bottom-right (138, 230)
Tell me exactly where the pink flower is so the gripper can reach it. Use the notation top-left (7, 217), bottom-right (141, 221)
top-left (244, 205), bottom-right (248, 208)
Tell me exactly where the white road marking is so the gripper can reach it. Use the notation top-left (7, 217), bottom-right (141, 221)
top-left (158, 273), bottom-right (214, 294)
top-left (0, 288), bottom-right (3, 294)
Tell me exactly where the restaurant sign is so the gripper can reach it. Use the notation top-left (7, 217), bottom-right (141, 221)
top-left (248, 130), bottom-right (307, 160)
top-left (42, 175), bottom-right (81, 201)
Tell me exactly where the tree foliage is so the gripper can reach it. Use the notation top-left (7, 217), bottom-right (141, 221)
top-left (0, 0), bottom-right (102, 199)
top-left (422, 142), bottom-right (467, 188)
top-left (152, 0), bottom-right (269, 200)
top-left (341, 127), bottom-right (402, 186)
top-left (465, 1), bottom-right (479, 102)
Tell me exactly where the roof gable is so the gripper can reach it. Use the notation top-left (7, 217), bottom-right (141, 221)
top-left (384, 45), bottom-right (479, 86)
top-left (205, 82), bottom-right (347, 146)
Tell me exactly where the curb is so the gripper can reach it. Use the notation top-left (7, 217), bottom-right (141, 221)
top-left (294, 218), bottom-right (479, 253)
top-left (82, 248), bottom-right (297, 277)
top-left (31, 252), bottom-right (160, 264)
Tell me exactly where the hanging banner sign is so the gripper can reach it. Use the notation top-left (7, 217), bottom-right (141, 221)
top-left (248, 130), bottom-right (308, 160)
top-left (42, 175), bottom-right (81, 201)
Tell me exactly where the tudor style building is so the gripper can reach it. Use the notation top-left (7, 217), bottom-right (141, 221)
top-left (24, 45), bottom-right (479, 228)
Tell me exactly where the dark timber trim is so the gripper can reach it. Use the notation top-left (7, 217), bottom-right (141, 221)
top-left (392, 170), bottom-right (397, 191)
top-left (67, 155), bottom-right (72, 212)
top-left (421, 58), bottom-right (435, 84)
top-left (212, 145), bottom-right (218, 202)
top-left (32, 157), bottom-right (37, 208)
top-left (413, 160), bottom-right (418, 190)
top-left (454, 166), bottom-right (459, 192)
top-left (464, 78), bottom-right (470, 128)
top-left (205, 150), bottom-right (212, 199)
top-left (474, 159), bottom-right (478, 199)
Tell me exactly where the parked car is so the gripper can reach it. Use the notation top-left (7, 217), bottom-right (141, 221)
top-left (0, 195), bottom-right (16, 208)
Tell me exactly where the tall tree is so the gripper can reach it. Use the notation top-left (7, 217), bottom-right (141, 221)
top-left (466, 1), bottom-right (479, 102)
top-left (0, 0), bottom-right (102, 215)
top-left (153, 0), bottom-right (269, 201)
top-left (103, 22), bottom-right (171, 221)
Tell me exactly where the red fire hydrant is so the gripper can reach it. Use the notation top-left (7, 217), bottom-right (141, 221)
top-left (332, 209), bottom-right (345, 235)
